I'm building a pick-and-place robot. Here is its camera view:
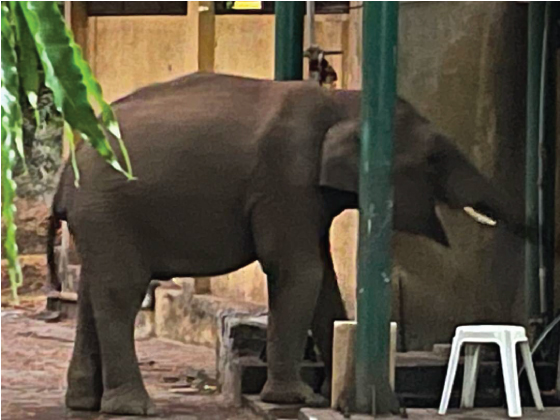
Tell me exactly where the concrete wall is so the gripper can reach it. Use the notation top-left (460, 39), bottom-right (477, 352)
top-left (392, 1), bottom-right (529, 349)
top-left (87, 14), bottom-right (199, 103)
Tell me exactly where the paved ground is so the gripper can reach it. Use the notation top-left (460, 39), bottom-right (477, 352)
top-left (4, 297), bottom-right (559, 420)
top-left (1, 296), bottom-right (260, 420)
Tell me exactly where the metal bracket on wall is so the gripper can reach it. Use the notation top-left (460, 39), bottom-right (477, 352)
top-left (304, 46), bottom-right (342, 87)
top-left (304, 1), bottom-right (342, 88)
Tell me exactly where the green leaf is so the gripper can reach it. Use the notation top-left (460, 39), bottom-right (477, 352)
top-left (19, 1), bottom-right (133, 179)
top-left (11, 1), bottom-right (39, 109)
top-left (1, 2), bottom-right (24, 163)
top-left (1, 114), bottom-right (23, 303)
top-left (66, 26), bottom-right (134, 177)
top-left (64, 121), bottom-right (80, 188)
top-left (2, 1), bottom-right (24, 302)
top-left (2, 1), bottom-right (136, 302)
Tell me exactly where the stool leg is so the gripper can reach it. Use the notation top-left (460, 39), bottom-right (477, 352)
top-left (461, 344), bottom-right (481, 409)
top-left (499, 339), bottom-right (522, 418)
top-left (520, 342), bottom-right (544, 411)
top-left (439, 337), bottom-right (462, 415)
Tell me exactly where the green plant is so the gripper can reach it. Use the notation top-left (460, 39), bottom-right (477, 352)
top-left (1, 1), bottom-right (134, 302)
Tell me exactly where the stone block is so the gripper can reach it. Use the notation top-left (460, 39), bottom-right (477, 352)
top-left (153, 279), bottom-right (266, 349)
top-left (217, 314), bottom-right (267, 400)
top-left (331, 321), bottom-right (356, 411)
top-left (331, 321), bottom-right (397, 411)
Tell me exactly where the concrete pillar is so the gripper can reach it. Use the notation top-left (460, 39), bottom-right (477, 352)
top-left (344, 1), bottom-right (363, 89)
top-left (331, 320), bottom-right (397, 411)
top-left (331, 321), bottom-right (356, 411)
top-left (557, 348), bottom-right (560, 398)
top-left (197, 1), bottom-right (215, 72)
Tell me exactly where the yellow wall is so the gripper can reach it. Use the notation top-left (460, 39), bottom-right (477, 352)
top-left (86, 7), bottom-right (358, 315)
top-left (214, 14), bottom-right (348, 82)
top-left (214, 15), bottom-right (275, 79)
top-left (88, 15), bottom-right (199, 103)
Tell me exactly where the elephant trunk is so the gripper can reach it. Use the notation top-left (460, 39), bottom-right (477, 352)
top-left (431, 134), bottom-right (533, 242)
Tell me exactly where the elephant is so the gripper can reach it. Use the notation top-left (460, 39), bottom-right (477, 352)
top-left (47, 72), bottom-right (526, 415)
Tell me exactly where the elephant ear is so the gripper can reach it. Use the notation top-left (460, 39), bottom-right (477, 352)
top-left (319, 120), bottom-right (360, 193)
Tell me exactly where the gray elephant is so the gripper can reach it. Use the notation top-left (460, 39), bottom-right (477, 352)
top-left (47, 73), bottom-right (526, 415)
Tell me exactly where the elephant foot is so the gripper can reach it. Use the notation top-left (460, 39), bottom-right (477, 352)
top-left (260, 379), bottom-right (328, 407)
top-left (100, 385), bottom-right (156, 416)
top-left (66, 363), bottom-right (103, 411)
top-left (65, 393), bottom-right (101, 412)
top-left (320, 377), bottom-right (331, 400)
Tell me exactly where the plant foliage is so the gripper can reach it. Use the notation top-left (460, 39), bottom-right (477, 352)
top-left (1, 1), bottom-right (133, 301)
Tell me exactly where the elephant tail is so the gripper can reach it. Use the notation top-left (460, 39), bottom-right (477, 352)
top-left (47, 208), bottom-right (62, 293)
top-left (47, 171), bottom-right (70, 293)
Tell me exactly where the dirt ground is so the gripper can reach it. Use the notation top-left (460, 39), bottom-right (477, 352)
top-left (1, 296), bottom-right (260, 420)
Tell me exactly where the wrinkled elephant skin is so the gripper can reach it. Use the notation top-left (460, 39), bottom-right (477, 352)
top-left (48, 73), bottom-right (522, 415)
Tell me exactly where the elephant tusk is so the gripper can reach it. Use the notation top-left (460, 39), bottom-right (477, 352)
top-left (464, 206), bottom-right (497, 226)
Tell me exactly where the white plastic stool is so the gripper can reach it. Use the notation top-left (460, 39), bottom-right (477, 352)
top-left (438, 325), bottom-right (544, 418)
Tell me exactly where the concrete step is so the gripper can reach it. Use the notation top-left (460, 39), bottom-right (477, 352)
top-left (238, 357), bottom-right (559, 409)
top-left (154, 279), bottom-right (267, 348)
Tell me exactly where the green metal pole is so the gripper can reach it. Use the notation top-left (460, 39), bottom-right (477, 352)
top-left (274, 2), bottom-right (305, 80)
top-left (355, 2), bottom-right (399, 415)
top-left (526, 1), bottom-right (546, 338)
top-left (540, 2), bottom-right (558, 325)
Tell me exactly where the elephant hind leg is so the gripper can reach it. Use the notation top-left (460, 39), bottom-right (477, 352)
top-left (81, 248), bottom-right (155, 416)
top-left (66, 276), bottom-right (103, 411)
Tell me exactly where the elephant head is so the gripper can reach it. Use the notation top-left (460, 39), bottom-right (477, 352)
top-left (320, 91), bottom-right (527, 246)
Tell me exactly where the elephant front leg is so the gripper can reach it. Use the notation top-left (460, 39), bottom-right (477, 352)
top-left (252, 194), bottom-right (330, 406)
top-left (260, 262), bottom-right (328, 407)
top-left (66, 275), bottom-right (103, 411)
